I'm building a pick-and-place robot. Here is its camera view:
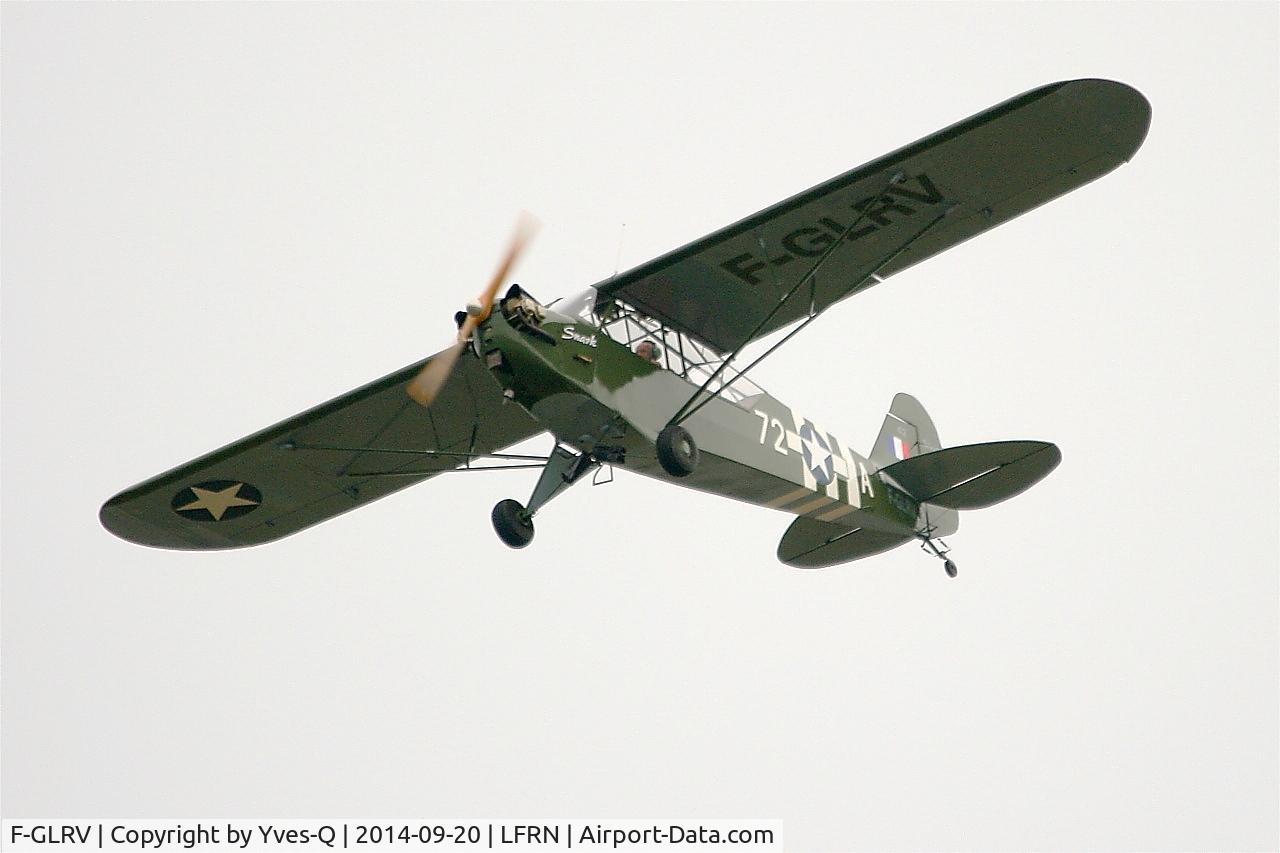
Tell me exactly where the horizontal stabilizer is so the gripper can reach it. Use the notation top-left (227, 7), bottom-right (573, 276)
top-left (880, 440), bottom-right (1061, 510)
top-left (778, 515), bottom-right (912, 569)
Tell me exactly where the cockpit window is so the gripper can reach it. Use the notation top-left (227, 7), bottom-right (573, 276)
top-left (591, 294), bottom-right (770, 409)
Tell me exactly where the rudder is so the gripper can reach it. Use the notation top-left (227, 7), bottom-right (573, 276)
top-left (870, 393), bottom-right (957, 539)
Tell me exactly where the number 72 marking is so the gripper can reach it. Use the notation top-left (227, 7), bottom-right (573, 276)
top-left (754, 409), bottom-right (788, 455)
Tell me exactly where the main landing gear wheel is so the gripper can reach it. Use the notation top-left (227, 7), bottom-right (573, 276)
top-left (656, 425), bottom-right (699, 478)
top-left (944, 559), bottom-right (958, 579)
top-left (492, 499), bottom-right (535, 549)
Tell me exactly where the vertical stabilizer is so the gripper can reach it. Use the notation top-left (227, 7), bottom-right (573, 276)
top-left (869, 393), bottom-right (941, 471)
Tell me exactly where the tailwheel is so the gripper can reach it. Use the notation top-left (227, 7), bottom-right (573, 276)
top-left (492, 499), bottom-right (535, 549)
top-left (919, 536), bottom-right (957, 579)
top-left (656, 424), bottom-right (699, 477)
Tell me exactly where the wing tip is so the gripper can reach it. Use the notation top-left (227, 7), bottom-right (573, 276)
top-left (98, 497), bottom-right (163, 549)
top-left (1054, 78), bottom-right (1153, 162)
top-left (99, 493), bottom-right (258, 551)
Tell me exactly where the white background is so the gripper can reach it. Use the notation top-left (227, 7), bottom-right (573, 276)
top-left (3, 3), bottom-right (1277, 850)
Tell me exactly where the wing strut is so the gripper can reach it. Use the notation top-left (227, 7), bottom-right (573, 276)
top-left (281, 441), bottom-right (549, 462)
top-left (282, 440), bottom-right (553, 477)
top-left (339, 464), bottom-right (548, 478)
top-left (668, 191), bottom-right (958, 427)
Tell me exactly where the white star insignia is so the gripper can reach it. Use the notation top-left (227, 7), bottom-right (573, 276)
top-left (175, 483), bottom-right (258, 521)
top-left (801, 432), bottom-right (832, 475)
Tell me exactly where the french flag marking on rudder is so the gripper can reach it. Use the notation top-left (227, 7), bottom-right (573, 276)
top-left (891, 435), bottom-right (911, 460)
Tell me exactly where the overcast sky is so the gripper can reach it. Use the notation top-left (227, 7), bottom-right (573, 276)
top-left (3, 3), bottom-right (1277, 850)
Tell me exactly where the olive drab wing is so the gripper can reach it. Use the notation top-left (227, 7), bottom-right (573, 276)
top-left (592, 79), bottom-right (1150, 354)
top-left (100, 351), bottom-right (543, 549)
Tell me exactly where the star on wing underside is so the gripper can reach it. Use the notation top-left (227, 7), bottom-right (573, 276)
top-left (174, 483), bottom-right (259, 521)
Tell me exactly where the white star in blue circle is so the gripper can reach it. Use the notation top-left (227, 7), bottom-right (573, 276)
top-left (799, 420), bottom-right (834, 486)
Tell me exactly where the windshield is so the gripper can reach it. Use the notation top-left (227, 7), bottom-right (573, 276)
top-left (553, 286), bottom-right (600, 322)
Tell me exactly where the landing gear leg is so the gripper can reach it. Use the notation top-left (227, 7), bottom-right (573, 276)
top-left (919, 536), bottom-right (958, 579)
top-left (491, 443), bottom-right (596, 549)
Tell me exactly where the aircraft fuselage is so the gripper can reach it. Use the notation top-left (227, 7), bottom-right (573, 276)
top-left (480, 300), bottom-right (919, 535)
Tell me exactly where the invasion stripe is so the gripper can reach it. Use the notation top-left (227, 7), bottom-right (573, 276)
top-left (765, 487), bottom-right (811, 509)
top-left (793, 494), bottom-right (835, 515)
top-left (824, 432), bottom-right (843, 499)
top-left (817, 504), bottom-right (859, 523)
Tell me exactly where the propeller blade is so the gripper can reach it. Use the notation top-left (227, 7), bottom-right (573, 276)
top-left (406, 214), bottom-right (538, 408)
top-left (406, 316), bottom-right (479, 406)
top-left (474, 212), bottom-right (539, 322)
top-left (406, 340), bottom-right (463, 406)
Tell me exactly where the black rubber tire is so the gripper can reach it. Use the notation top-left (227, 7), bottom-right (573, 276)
top-left (656, 425), bottom-right (699, 477)
top-left (492, 499), bottom-right (535, 549)
top-left (944, 559), bottom-right (958, 578)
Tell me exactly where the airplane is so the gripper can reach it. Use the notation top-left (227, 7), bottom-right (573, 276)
top-left (100, 78), bottom-right (1150, 577)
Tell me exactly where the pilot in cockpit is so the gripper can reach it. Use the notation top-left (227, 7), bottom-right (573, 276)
top-left (635, 340), bottom-right (662, 364)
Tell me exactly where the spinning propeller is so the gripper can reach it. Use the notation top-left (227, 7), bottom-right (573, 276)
top-left (406, 214), bottom-right (538, 407)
